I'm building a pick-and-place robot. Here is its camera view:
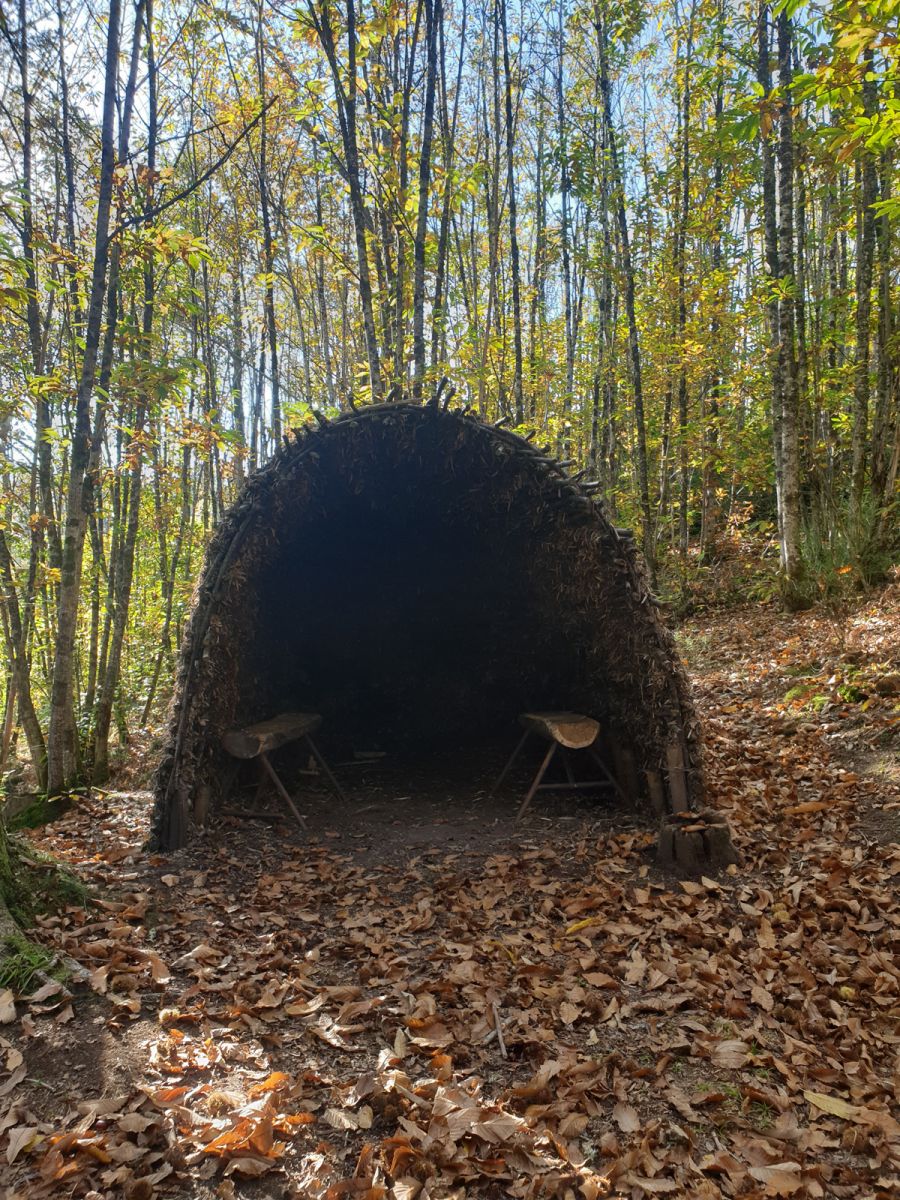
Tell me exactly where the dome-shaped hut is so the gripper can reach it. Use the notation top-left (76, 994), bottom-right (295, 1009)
top-left (152, 397), bottom-right (725, 864)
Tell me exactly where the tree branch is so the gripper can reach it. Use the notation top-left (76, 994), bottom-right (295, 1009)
top-left (107, 94), bottom-right (280, 243)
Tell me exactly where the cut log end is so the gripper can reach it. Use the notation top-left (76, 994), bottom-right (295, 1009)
top-left (519, 711), bottom-right (600, 750)
top-left (657, 808), bottom-right (739, 875)
top-left (222, 711), bottom-right (322, 759)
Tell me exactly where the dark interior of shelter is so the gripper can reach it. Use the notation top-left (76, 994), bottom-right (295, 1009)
top-left (240, 446), bottom-right (600, 766)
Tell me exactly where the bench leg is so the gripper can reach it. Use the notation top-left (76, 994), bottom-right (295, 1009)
top-left (304, 735), bottom-right (348, 804)
top-left (516, 742), bottom-right (557, 822)
top-left (587, 747), bottom-right (629, 803)
top-left (492, 729), bottom-right (531, 795)
top-left (562, 748), bottom-right (576, 785)
top-left (260, 752), bottom-right (308, 829)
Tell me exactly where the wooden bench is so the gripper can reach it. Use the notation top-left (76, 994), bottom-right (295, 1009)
top-left (222, 712), bottom-right (346, 827)
top-left (492, 711), bottom-right (621, 820)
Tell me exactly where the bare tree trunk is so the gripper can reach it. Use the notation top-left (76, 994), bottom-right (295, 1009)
top-left (528, 80), bottom-right (548, 421)
top-left (0, 2), bottom-right (54, 787)
top-left (256, 2), bottom-right (281, 440)
top-left (10, 0), bottom-right (60, 574)
top-left (92, 0), bottom-right (156, 779)
top-left (56, 0), bottom-right (83, 336)
top-left (480, 11), bottom-right (504, 416)
top-left (0, 535), bottom-right (46, 789)
top-left (313, 169), bottom-right (338, 408)
top-left (851, 48), bottom-right (878, 510)
top-left (412, 0), bottom-right (439, 399)
top-left (307, 0), bottom-right (383, 401)
top-left (431, 0), bottom-right (466, 372)
top-left (795, 138), bottom-right (810, 438)
top-left (776, 10), bottom-right (804, 598)
top-left (557, 0), bottom-right (574, 418)
top-left (871, 138), bottom-right (898, 533)
top-left (84, 516), bottom-right (102, 715)
top-left (141, 403), bottom-right (195, 726)
top-left (47, 0), bottom-right (124, 795)
top-left (701, 0), bottom-right (725, 561)
top-left (393, 2), bottom-right (423, 388)
top-left (497, 0), bottom-right (524, 424)
top-left (674, 6), bottom-right (695, 563)
top-left (596, 12), bottom-right (652, 567)
top-left (758, 5), bottom-right (786, 575)
top-left (231, 274), bottom-right (246, 486)
top-left (0, 676), bottom-right (17, 778)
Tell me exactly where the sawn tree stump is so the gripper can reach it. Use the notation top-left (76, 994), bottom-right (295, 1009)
top-left (658, 808), bottom-right (739, 874)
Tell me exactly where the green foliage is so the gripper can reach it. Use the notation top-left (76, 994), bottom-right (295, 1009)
top-left (5, 794), bottom-right (74, 832)
top-left (0, 933), bottom-right (62, 993)
top-left (801, 493), bottom-right (898, 596)
top-left (2, 835), bottom-right (91, 925)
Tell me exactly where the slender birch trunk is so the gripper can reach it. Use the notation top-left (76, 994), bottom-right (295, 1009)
top-left (46, 0), bottom-right (123, 795)
top-left (499, 0), bottom-right (524, 424)
top-left (596, 11), bottom-right (653, 567)
top-left (412, 0), bottom-right (439, 399)
top-left (851, 48), bottom-right (878, 510)
top-left (776, 10), bottom-right (804, 599)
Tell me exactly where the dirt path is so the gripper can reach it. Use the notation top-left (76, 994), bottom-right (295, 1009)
top-left (1, 593), bottom-right (898, 1199)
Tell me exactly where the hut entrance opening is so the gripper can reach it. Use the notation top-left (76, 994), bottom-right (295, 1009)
top-left (238, 430), bottom-right (598, 770)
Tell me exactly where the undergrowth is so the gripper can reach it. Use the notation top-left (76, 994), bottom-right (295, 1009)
top-left (0, 932), bottom-right (63, 992)
top-left (6, 792), bottom-right (76, 832)
top-left (6, 839), bottom-right (92, 925)
top-left (801, 494), bottom-right (898, 596)
top-left (0, 833), bottom-right (91, 994)
top-left (658, 496), bottom-right (898, 615)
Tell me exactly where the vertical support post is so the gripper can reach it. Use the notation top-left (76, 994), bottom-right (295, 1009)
top-left (645, 769), bottom-right (667, 817)
top-left (618, 747), bottom-right (640, 802)
top-left (665, 741), bottom-right (689, 811)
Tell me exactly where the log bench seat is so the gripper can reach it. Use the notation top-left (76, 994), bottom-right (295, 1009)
top-left (493, 710), bottom-right (622, 820)
top-left (518, 711), bottom-right (600, 749)
top-left (222, 711), bottom-right (346, 827)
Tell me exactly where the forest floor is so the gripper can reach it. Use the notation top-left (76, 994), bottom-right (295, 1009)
top-left (1, 589), bottom-right (899, 1200)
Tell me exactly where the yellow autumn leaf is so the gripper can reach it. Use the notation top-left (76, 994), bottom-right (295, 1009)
top-left (565, 917), bottom-right (600, 935)
top-left (804, 1091), bottom-right (858, 1120)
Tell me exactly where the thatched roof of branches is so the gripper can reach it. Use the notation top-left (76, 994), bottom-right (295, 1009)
top-left (151, 395), bottom-right (707, 851)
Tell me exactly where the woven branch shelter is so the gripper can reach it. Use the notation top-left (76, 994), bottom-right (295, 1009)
top-left (151, 399), bottom-right (709, 852)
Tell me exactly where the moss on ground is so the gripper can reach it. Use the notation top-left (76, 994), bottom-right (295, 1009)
top-left (6, 839), bottom-right (91, 924)
top-left (0, 825), bottom-right (91, 995)
top-left (0, 932), bottom-right (63, 992)
top-left (6, 793), bottom-right (75, 832)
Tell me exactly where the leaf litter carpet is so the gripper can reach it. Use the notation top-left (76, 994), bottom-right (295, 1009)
top-left (2, 594), bottom-right (899, 1199)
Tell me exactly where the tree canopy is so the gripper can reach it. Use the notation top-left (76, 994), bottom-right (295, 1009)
top-left (0, 0), bottom-right (897, 792)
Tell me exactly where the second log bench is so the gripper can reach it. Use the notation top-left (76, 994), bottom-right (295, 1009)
top-left (222, 711), bottom-right (347, 828)
top-left (492, 710), bottom-right (624, 820)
